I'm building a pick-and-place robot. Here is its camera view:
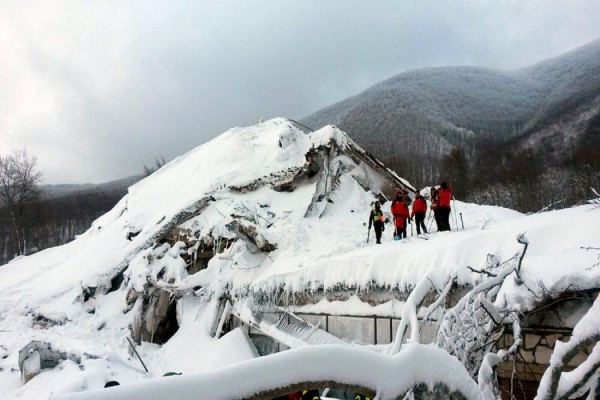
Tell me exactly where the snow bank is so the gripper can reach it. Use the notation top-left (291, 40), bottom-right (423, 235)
top-left (51, 344), bottom-right (480, 400)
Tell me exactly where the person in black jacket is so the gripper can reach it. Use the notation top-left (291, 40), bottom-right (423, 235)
top-left (368, 201), bottom-right (385, 244)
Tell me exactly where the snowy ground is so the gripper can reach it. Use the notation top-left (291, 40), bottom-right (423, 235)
top-left (0, 119), bottom-right (598, 399)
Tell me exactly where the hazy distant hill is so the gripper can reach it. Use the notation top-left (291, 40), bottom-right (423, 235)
top-left (301, 39), bottom-right (600, 194)
top-left (0, 175), bottom-right (142, 265)
top-left (39, 175), bottom-right (141, 199)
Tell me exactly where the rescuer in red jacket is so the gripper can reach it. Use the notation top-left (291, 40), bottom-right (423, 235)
top-left (411, 193), bottom-right (428, 235)
top-left (437, 181), bottom-right (453, 231)
top-left (391, 191), bottom-right (410, 240)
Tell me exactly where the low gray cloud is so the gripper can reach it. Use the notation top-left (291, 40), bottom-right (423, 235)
top-left (1, 1), bottom-right (599, 183)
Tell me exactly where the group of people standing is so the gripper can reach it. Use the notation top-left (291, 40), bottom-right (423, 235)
top-left (368, 182), bottom-right (453, 244)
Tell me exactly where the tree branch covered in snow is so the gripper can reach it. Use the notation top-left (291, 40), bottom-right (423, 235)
top-left (437, 235), bottom-right (528, 378)
top-left (423, 277), bottom-right (456, 321)
top-left (387, 275), bottom-right (437, 355)
top-left (466, 266), bottom-right (497, 278)
top-left (535, 293), bottom-right (600, 400)
top-left (51, 344), bottom-right (481, 400)
top-left (478, 318), bottom-right (523, 399)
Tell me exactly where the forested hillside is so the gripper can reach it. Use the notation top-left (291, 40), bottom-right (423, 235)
top-left (0, 176), bottom-right (139, 266)
top-left (301, 39), bottom-right (600, 210)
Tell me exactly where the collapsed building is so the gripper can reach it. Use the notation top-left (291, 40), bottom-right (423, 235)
top-left (5, 118), bottom-right (599, 399)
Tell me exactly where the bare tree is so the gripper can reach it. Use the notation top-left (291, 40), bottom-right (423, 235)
top-left (143, 157), bottom-right (167, 177)
top-left (0, 149), bottom-right (42, 257)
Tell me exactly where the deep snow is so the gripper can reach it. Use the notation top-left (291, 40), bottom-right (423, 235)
top-left (0, 118), bottom-right (598, 399)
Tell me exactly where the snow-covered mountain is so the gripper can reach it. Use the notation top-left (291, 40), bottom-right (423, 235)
top-left (0, 119), bottom-right (599, 400)
top-left (301, 39), bottom-right (600, 185)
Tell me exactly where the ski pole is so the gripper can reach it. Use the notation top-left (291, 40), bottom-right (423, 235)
top-left (367, 227), bottom-right (370, 243)
top-left (459, 212), bottom-right (465, 230)
top-left (427, 209), bottom-right (434, 232)
top-left (453, 208), bottom-right (458, 231)
top-left (451, 196), bottom-right (459, 231)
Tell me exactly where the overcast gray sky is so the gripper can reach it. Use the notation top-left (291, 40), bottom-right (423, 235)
top-left (1, 1), bottom-right (599, 184)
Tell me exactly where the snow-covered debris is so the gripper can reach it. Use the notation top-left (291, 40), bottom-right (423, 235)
top-left (18, 342), bottom-right (80, 384)
top-left (0, 118), bottom-right (599, 399)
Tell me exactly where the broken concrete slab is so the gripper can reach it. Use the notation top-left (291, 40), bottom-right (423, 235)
top-left (18, 341), bottom-right (80, 383)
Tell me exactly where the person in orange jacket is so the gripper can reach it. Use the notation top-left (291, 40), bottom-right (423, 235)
top-left (437, 181), bottom-right (453, 231)
top-left (411, 193), bottom-right (428, 235)
top-left (391, 191), bottom-right (410, 240)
